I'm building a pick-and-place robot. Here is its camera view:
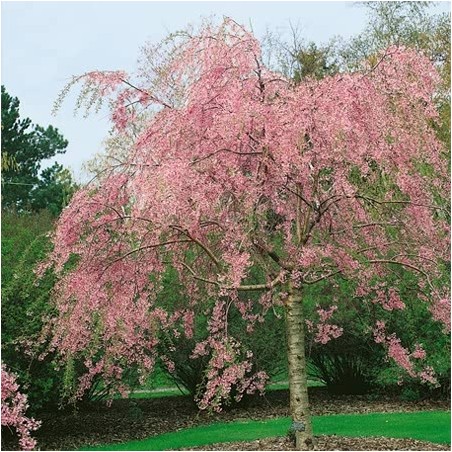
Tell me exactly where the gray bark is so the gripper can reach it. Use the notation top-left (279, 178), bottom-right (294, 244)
top-left (286, 283), bottom-right (314, 450)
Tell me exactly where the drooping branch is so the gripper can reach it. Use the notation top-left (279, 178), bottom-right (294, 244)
top-left (170, 225), bottom-right (221, 268)
top-left (104, 239), bottom-right (192, 269)
top-left (120, 78), bottom-right (173, 109)
top-left (367, 259), bottom-right (434, 289)
top-left (191, 148), bottom-right (262, 165)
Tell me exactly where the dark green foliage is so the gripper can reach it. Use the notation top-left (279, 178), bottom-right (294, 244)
top-left (1, 210), bottom-right (61, 411)
top-left (304, 275), bottom-right (450, 397)
top-left (30, 163), bottom-right (78, 216)
top-left (156, 258), bottom-right (449, 399)
top-left (1, 210), bottom-right (107, 409)
top-left (307, 341), bottom-right (383, 395)
top-left (1, 85), bottom-right (76, 214)
top-left (304, 279), bottom-right (384, 395)
top-left (291, 42), bottom-right (339, 83)
top-left (377, 298), bottom-right (450, 399)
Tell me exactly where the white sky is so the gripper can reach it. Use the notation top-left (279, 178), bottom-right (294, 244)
top-left (2, 1), bottom-right (450, 182)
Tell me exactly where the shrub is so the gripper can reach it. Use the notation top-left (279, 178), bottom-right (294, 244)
top-left (1, 210), bottom-right (62, 410)
top-left (304, 275), bottom-right (450, 397)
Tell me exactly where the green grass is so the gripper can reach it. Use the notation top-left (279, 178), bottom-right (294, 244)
top-left (81, 410), bottom-right (450, 451)
top-left (128, 388), bottom-right (189, 399)
top-left (126, 379), bottom-right (324, 399)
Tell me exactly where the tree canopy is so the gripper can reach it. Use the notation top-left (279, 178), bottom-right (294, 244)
top-left (40, 17), bottom-right (449, 449)
top-left (1, 85), bottom-right (75, 214)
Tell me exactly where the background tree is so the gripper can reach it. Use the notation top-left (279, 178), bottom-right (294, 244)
top-left (265, 24), bottom-right (340, 82)
top-left (340, 2), bottom-right (449, 68)
top-left (30, 163), bottom-right (78, 216)
top-left (1, 85), bottom-right (75, 214)
top-left (42, 19), bottom-right (449, 450)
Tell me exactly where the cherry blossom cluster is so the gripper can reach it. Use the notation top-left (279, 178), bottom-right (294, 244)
top-left (1, 365), bottom-right (41, 450)
top-left (429, 295), bottom-right (451, 333)
top-left (373, 322), bottom-right (438, 386)
top-left (192, 336), bottom-right (267, 411)
top-left (372, 286), bottom-right (406, 311)
top-left (306, 305), bottom-right (343, 344)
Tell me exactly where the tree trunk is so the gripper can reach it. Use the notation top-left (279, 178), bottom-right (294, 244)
top-left (286, 283), bottom-right (314, 450)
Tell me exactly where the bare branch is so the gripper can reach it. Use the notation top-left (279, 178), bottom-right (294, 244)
top-left (105, 239), bottom-right (192, 269)
top-left (282, 184), bottom-right (313, 209)
top-left (303, 270), bottom-right (342, 285)
top-left (178, 261), bottom-right (284, 292)
top-left (252, 237), bottom-right (292, 270)
top-left (191, 148), bottom-right (262, 165)
top-left (330, 222), bottom-right (397, 235)
top-left (170, 225), bottom-right (221, 268)
top-left (367, 259), bottom-right (434, 289)
top-left (356, 195), bottom-right (449, 214)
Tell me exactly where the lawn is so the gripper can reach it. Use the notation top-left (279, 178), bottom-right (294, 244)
top-left (82, 410), bottom-right (451, 451)
top-left (127, 379), bottom-right (323, 399)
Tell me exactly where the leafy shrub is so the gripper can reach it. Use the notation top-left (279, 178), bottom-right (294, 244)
top-left (1, 210), bottom-right (111, 408)
top-left (304, 275), bottom-right (450, 397)
top-left (1, 210), bottom-right (63, 410)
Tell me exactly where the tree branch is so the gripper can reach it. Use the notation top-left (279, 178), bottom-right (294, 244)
top-left (191, 148), bottom-right (262, 165)
top-left (178, 261), bottom-right (284, 292)
top-left (303, 270), bottom-right (342, 285)
top-left (105, 239), bottom-right (191, 269)
top-left (330, 222), bottom-right (397, 235)
top-left (367, 259), bottom-right (434, 289)
top-left (170, 225), bottom-right (221, 268)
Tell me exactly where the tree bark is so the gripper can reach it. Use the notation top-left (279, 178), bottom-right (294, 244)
top-left (285, 283), bottom-right (314, 450)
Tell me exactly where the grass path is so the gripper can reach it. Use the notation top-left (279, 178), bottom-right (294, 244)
top-left (82, 410), bottom-right (451, 451)
top-left (127, 380), bottom-right (324, 399)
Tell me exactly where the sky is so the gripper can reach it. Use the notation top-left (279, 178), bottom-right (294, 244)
top-left (2, 1), bottom-right (450, 182)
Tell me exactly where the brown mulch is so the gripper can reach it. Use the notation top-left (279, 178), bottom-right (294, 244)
top-left (185, 435), bottom-right (450, 451)
top-left (1, 388), bottom-right (450, 451)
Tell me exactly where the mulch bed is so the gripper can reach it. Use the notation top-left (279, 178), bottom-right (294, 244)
top-left (185, 435), bottom-right (450, 451)
top-left (2, 388), bottom-right (450, 451)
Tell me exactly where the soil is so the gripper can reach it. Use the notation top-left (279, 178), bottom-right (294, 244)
top-left (1, 388), bottom-right (450, 451)
top-left (186, 435), bottom-right (451, 451)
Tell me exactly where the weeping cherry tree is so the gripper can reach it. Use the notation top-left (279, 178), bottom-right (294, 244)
top-left (41, 19), bottom-right (449, 449)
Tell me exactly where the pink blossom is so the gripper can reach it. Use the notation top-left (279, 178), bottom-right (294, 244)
top-left (310, 306), bottom-right (343, 344)
top-left (1, 366), bottom-right (41, 450)
top-left (430, 296), bottom-right (451, 333)
top-left (374, 288), bottom-right (406, 311)
top-left (411, 344), bottom-right (427, 360)
top-left (419, 366), bottom-right (438, 386)
top-left (373, 323), bottom-right (438, 385)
